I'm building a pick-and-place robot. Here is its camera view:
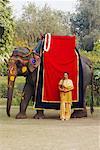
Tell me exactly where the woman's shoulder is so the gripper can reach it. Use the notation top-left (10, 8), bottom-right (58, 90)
top-left (59, 79), bottom-right (63, 85)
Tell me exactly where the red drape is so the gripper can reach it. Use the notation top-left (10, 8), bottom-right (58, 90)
top-left (42, 35), bottom-right (79, 102)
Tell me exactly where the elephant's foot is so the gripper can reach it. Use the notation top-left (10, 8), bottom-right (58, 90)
top-left (71, 109), bottom-right (87, 118)
top-left (33, 110), bottom-right (45, 119)
top-left (16, 112), bottom-right (27, 119)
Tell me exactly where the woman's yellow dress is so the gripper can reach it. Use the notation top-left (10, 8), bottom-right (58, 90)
top-left (59, 79), bottom-right (74, 120)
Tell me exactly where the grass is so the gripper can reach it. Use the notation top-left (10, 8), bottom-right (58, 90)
top-left (0, 76), bottom-right (25, 84)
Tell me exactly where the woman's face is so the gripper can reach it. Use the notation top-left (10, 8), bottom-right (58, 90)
top-left (64, 73), bottom-right (68, 79)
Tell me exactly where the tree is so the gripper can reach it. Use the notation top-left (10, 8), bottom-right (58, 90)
top-left (37, 5), bottom-right (70, 35)
top-left (15, 2), bottom-right (38, 48)
top-left (14, 2), bottom-right (71, 48)
top-left (0, 0), bottom-right (14, 76)
top-left (0, 0), bottom-right (14, 55)
top-left (70, 0), bottom-right (100, 51)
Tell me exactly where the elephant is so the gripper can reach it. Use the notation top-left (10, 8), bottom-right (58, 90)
top-left (6, 41), bottom-right (94, 119)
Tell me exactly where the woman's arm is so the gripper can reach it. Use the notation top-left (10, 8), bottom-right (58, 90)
top-left (58, 85), bottom-right (64, 92)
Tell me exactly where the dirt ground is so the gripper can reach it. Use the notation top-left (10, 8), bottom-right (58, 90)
top-left (0, 106), bottom-right (100, 150)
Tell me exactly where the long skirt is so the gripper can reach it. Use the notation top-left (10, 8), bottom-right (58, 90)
top-left (60, 92), bottom-right (72, 120)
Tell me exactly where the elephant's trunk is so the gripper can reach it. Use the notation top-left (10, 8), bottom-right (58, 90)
top-left (7, 58), bottom-right (17, 117)
top-left (7, 79), bottom-right (16, 116)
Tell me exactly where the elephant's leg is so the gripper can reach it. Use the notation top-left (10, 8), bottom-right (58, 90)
top-left (71, 57), bottom-right (93, 118)
top-left (34, 110), bottom-right (45, 119)
top-left (71, 109), bottom-right (87, 118)
top-left (16, 83), bottom-right (33, 119)
top-left (71, 87), bottom-right (87, 118)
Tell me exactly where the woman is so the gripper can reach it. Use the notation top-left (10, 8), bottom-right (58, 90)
top-left (58, 72), bottom-right (74, 121)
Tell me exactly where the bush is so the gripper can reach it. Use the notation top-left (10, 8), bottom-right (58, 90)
top-left (0, 83), bottom-right (7, 98)
top-left (0, 76), bottom-right (26, 105)
top-left (93, 40), bottom-right (100, 52)
top-left (0, 63), bottom-right (8, 76)
top-left (86, 87), bottom-right (100, 107)
top-left (0, 76), bottom-right (34, 106)
top-left (80, 44), bottom-right (100, 107)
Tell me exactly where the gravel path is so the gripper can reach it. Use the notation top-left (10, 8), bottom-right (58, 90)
top-left (0, 106), bottom-right (100, 150)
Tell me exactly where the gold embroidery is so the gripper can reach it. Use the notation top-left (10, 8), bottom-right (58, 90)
top-left (22, 66), bottom-right (27, 73)
top-left (10, 76), bottom-right (15, 81)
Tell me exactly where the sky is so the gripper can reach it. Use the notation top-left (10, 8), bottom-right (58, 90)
top-left (10, 0), bottom-right (77, 18)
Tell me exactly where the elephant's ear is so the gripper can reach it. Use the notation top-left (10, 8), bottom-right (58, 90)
top-left (28, 56), bottom-right (41, 72)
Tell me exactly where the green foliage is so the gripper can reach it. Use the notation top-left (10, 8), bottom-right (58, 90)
top-left (71, 0), bottom-right (100, 50)
top-left (0, 0), bottom-right (14, 54)
top-left (0, 0), bottom-right (15, 76)
top-left (0, 63), bottom-right (7, 76)
top-left (0, 83), bottom-right (7, 98)
top-left (0, 76), bottom-right (25, 105)
top-left (0, 76), bottom-right (33, 106)
top-left (93, 40), bottom-right (100, 52)
top-left (80, 46), bottom-right (100, 81)
top-left (80, 46), bottom-right (100, 105)
top-left (86, 87), bottom-right (100, 107)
